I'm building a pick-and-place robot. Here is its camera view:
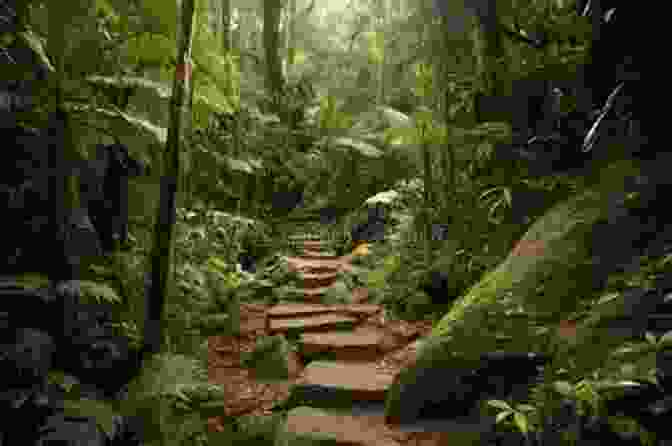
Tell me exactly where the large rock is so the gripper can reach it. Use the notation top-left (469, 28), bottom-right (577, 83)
top-left (385, 159), bottom-right (672, 423)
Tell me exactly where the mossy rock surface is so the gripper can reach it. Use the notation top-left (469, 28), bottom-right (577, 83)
top-left (385, 159), bottom-right (661, 422)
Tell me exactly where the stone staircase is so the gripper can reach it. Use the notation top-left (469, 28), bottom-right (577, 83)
top-left (260, 235), bottom-right (489, 445)
top-left (272, 235), bottom-right (397, 400)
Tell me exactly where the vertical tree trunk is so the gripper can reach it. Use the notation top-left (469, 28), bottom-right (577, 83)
top-left (264, 0), bottom-right (284, 98)
top-left (145, 0), bottom-right (196, 355)
top-left (375, 0), bottom-right (388, 105)
top-left (46, 3), bottom-right (83, 282)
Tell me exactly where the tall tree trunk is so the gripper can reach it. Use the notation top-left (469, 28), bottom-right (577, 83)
top-left (46, 3), bottom-right (82, 282)
top-left (419, 123), bottom-right (434, 267)
top-left (264, 0), bottom-right (284, 98)
top-left (145, 0), bottom-right (196, 355)
top-left (375, 0), bottom-right (388, 105)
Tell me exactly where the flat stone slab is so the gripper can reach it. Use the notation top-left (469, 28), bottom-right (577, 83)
top-left (300, 329), bottom-right (387, 360)
top-left (299, 253), bottom-right (341, 261)
top-left (340, 304), bottom-right (381, 317)
top-left (285, 256), bottom-right (348, 273)
top-left (298, 361), bottom-right (394, 401)
top-left (301, 329), bottom-right (384, 348)
top-left (280, 406), bottom-right (491, 446)
top-left (268, 303), bottom-right (336, 318)
top-left (268, 303), bottom-right (381, 319)
top-left (281, 406), bottom-right (401, 446)
top-left (268, 314), bottom-right (358, 333)
top-left (302, 250), bottom-right (327, 257)
top-left (301, 272), bottom-right (339, 280)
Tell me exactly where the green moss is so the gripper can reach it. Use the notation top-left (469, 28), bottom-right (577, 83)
top-left (385, 160), bottom-right (645, 422)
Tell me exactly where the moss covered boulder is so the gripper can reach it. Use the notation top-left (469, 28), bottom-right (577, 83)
top-left (385, 159), bottom-right (672, 423)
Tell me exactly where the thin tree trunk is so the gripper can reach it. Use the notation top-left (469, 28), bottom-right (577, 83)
top-left (264, 0), bottom-right (284, 98)
top-left (145, 0), bottom-right (196, 355)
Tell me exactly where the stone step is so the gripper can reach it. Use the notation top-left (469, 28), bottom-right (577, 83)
top-left (301, 272), bottom-right (339, 289)
top-left (339, 303), bottom-right (381, 317)
top-left (268, 313), bottom-right (358, 334)
top-left (300, 329), bottom-right (390, 361)
top-left (302, 240), bottom-right (324, 250)
top-left (267, 303), bottom-right (380, 319)
top-left (302, 249), bottom-right (328, 257)
top-left (303, 266), bottom-right (342, 276)
top-left (280, 406), bottom-right (494, 446)
top-left (294, 361), bottom-right (395, 403)
top-left (298, 253), bottom-right (341, 261)
top-left (268, 303), bottom-right (335, 317)
top-left (280, 406), bottom-right (400, 446)
top-left (285, 257), bottom-right (344, 274)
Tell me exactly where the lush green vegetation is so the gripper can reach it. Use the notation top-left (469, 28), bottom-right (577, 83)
top-left (2, 0), bottom-right (666, 444)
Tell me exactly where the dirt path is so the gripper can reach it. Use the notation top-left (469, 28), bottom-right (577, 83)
top-left (207, 236), bottom-right (459, 445)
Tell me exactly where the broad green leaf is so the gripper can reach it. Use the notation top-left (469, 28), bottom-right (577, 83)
top-left (86, 75), bottom-right (172, 99)
top-left (487, 399), bottom-right (513, 411)
top-left (75, 106), bottom-right (168, 144)
top-left (364, 190), bottom-right (400, 206)
top-left (660, 331), bottom-right (672, 345)
top-left (17, 31), bottom-right (55, 73)
top-left (385, 126), bottom-right (421, 146)
top-left (78, 280), bottom-right (122, 304)
top-left (207, 257), bottom-right (228, 272)
top-left (331, 137), bottom-right (383, 158)
top-left (94, 0), bottom-right (116, 17)
top-left (377, 106), bottom-right (413, 128)
top-left (495, 411), bottom-right (513, 423)
top-left (226, 157), bottom-right (254, 173)
top-left (513, 412), bottom-right (531, 434)
top-left (516, 404), bottom-right (537, 413)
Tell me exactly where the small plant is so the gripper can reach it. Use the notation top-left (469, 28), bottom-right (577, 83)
top-left (487, 399), bottom-right (538, 442)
